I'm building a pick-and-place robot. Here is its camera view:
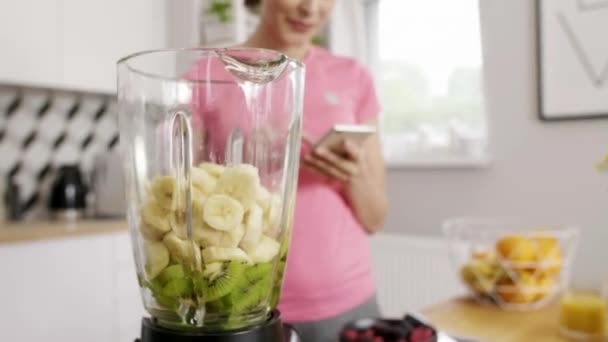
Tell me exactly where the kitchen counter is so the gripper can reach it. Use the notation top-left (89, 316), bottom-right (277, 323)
top-left (0, 219), bottom-right (128, 244)
top-left (423, 297), bottom-right (568, 342)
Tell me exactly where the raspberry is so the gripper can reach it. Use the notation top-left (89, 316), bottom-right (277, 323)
top-left (409, 327), bottom-right (434, 342)
top-left (342, 329), bottom-right (359, 340)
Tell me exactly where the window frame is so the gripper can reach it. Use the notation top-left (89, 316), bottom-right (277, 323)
top-left (364, 0), bottom-right (491, 169)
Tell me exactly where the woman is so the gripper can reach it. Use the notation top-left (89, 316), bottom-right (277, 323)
top-left (242, 1), bottom-right (388, 341)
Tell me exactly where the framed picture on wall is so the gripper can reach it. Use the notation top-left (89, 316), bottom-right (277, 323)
top-left (536, 0), bottom-right (608, 121)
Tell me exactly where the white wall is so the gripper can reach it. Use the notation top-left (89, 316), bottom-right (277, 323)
top-left (384, 0), bottom-right (608, 289)
top-left (0, 0), bottom-right (167, 93)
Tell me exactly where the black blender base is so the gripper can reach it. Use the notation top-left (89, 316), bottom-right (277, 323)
top-left (136, 310), bottom-right (299, 342)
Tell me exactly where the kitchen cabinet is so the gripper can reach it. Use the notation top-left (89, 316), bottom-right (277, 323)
top-left (0, 0), bottom-right (62, 89)
top-left (59, 0), bottom-right (167, 93)
top-left (0, 0), bottom-right (167, 93)
top-left (0, 230), bottom-right (144, 342)
top-left (0, 0), bottom-right (260, 93)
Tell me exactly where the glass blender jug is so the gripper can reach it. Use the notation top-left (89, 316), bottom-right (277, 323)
top-left (116, 48), bottom-right (304, 336)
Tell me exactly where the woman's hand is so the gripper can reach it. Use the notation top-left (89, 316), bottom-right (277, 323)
top-left (301, 133), bottom-right (362, 183)
top-left (300, 123), bottom-right (387, 234)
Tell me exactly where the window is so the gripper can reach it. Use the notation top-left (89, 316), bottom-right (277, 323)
top-left (367, 0), bottom-right (488, 166)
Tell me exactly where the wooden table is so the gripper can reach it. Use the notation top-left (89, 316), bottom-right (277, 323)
top-left (423, 297), bottom-right (570, 342)
top-left (0, 219), bottom-right (127, 244)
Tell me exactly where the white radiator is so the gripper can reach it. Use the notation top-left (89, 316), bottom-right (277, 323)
top-left (369, 233), bottom-right (466, 317)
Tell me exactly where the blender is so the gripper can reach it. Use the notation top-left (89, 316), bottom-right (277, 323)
top-left (116, 48), bottom-right (304, 341)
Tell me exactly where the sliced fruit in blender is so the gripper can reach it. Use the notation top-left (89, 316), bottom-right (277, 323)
top-left (244, 262), bottom-right (273, 283)
top-left (229, 267), bottom-right (273, 313)
top-left (255, 186), bottom-right (271, 212)
top-left (198, 162), bottom-right (226, 179)
top-left (203, 194), bottom-right (245, 231)
top-left (220, 224), bottom-right (245, 247)
top-left (263, 194), bottom-right (282, 237)
top-left (150, 176), bottom-right (178, 211)
top-left (157, 264), bottom-right (187, 284)
top-left (203, 262), bottom-right (224, 280)
top-left (203, 246), bottom-right (253, 264)
top-left (141, 199), bottom-right (172, 240)
top-left (240, 204), bottom-right (264, 252)
top-left (155, 293), bottom-right (178, 310)
top-left (169, 211), bottom-right (188, 239)
top-left (206, 295), bottom-right (230, 313)
top-left (144, 239), bottom-right (170, 279)
top-left (248, 235), bottom-right (280, 263)
top-left (168, 187), bottom-right (207, 239)
top-left (202, 260), bottom-right (246, 302)
top-left (137, 163), bottom-right (292, 328)
top-left (191, 167), bottom-right (218, 195)
top-left (214, 164), bottom-right (260, 208)
top-left (163, 232), bottom-right (196, 265)
top-left (163, 277), bottom-right (193, 298)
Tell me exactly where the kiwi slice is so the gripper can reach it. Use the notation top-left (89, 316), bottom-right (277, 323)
top-left (206, 294), bottom-right (233, 314)
top-left (232, 280), bottom-right (270, 312)
top-left (157, 264), bottom-right (186, 284)
top-left (244, 262), bottom-right (272, 283)
top-left (229, 267), bottom-right (273, 313)
top-left (163, 277), bottom-right (193, 298)
top-left (269, 260), bottom-right (286, 307)
top-left (202, 260), bottom-right (246, 302)
top-left (155, 293), bottom-right (178, 310)
top-left (147, 278), bottom-right (164, 293)
top-left (143, 279), bottom-right (179, 310)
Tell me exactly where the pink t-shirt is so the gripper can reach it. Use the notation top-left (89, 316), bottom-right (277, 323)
top-left (188, 47), bottom-right (381, 322)
top-left (278, 47), bottom-right (380, 322)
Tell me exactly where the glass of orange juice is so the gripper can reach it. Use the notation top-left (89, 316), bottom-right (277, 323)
top-left (559, 281), bottom-right (607, 340)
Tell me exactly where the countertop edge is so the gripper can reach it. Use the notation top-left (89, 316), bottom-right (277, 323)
top-left (0, 220), bottom-right (129, 244)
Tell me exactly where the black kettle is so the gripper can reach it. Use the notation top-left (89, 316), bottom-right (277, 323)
top-left (48, 165), bottom-right (88, 220)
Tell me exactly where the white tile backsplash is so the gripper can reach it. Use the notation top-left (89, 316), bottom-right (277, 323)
top-left (22, 141), bottom-right (51, 175)
top-left (37, 109), bottom-right (66, 143)
top-left (0, 142), bottom-right (20, 174)
top-left (0, 84), bottom-right (119, 218)
top-left (67, 112), bottom-right (93, 143)
top-left (6, 108), bottom-right (37, 143)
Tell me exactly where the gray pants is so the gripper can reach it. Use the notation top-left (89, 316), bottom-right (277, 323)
top-left (287, 295), bottom-right (381, 342)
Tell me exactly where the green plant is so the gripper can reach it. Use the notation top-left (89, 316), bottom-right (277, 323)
top-left (206, 0), bottom-right (232, 23)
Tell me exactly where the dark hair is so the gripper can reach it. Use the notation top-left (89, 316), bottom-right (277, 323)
top-left (244, 0), bottom-right (261, 9)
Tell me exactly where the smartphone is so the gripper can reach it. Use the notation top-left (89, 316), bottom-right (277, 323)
top-left (313, 124), bottom-right (376, 151)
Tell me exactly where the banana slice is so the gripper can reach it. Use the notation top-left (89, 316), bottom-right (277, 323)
top-left (202, 247), bottom-right (253, 264)
top-left (214, 164), bottom-right (260, 208)
top-left (194, 225), bottom-right (224, 247)
top-left (203, 262), bottom-right (224, 281)
top-left (150, 176), bottom-right (178, 211)
top-left (256, 187), bottom-right (271, 211)
top-left (143, 239), bottom-right (170, 279)
top-left (169, 212), bottom-right (188, 239)
top-left (191, 167), bottom-right (217, 195)
top-left (248, 235), bottom-right (280, 263)
top-left (140, 200), bottom-right (171, 240)
top-left (221, 224), bottom-right (245, 247)
top-left (163, 232), bottom-right (196, 265)
top-left (240, 204), bottom-right (264, 253)
top-left (195, 224), bottom-right (245, 248)
top-left (198, 162), bottom-right (226, 179)
top-left (191, 188), bottom-right (206, 230)
top-left (264, 194), bottom-right (282, 237)
top-left (203, 194), bottom-right (245, 231)
top-left (169, 189), bottom-right (206, 239)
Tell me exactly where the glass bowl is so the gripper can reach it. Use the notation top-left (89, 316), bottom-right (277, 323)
top-left (443, 217), bottom-right (580, 311)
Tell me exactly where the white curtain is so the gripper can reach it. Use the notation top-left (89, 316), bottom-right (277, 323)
top-left (327, 0), bottom-right (372, 65)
